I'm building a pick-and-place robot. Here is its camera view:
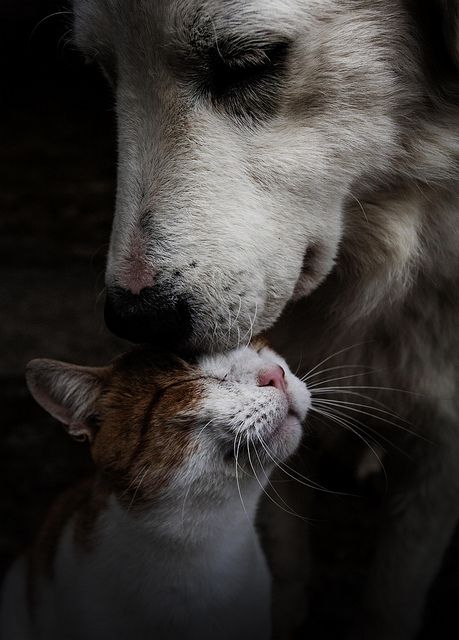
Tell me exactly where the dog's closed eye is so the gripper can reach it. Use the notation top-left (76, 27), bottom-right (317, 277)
top-left (173, 30), bottom-right (291, 122)
top-left (205, 38), bottom-right (290, 107)
top-left (209, 39), bottom-right (290, 88)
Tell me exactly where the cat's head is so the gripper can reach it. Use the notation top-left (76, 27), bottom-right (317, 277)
top-left (26, 341), bottom-right (310, 505)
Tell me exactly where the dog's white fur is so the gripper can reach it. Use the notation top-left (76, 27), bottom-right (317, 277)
top-left (71, 0), bottom-right (459, 637)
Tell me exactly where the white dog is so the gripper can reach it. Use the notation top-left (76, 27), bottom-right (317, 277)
top-left (72, 1), bottom-right (459, 638)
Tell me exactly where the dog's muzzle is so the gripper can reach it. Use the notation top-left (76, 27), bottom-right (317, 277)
top-left (104, 285), bottom-right (192, 346)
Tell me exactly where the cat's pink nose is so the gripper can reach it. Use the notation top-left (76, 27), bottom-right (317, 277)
top-left (258, 365), bottom-right (287, 394)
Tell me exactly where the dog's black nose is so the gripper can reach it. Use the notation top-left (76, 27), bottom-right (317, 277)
top-left (104, 285), bottom-right (192, 345)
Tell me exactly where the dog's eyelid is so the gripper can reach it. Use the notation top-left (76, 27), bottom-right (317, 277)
top-left (211, 37), bottom-right (291, 69)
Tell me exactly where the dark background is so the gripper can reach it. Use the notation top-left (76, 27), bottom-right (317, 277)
top-left (1, 0), bottom-right (122, 580)
top-left (0, 3), bottom-right (458, 638)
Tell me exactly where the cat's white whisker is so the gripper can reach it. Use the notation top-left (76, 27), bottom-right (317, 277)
top-left (242, 301), bottom-right (258, 351)
top-left (304, 363), bottom-right (376, 382)
top-left (310, 406), bottom-right (388, 489)
top-left (234, 431), bottom-right (251, 523)
top-left (300, 342), bottom-right (372, 382)
top-left (251, 435), bottom-right (307, 521)
top-left (310, 384), bottom-right (426, 397)
top-left (127, 466), bottom-right (150, 512)
top-left (180, 418), bottom-right (218, 531)
top-left (312, 400), bottom-right (411, 458)
top-left (308, 370), bottom-right (385, 389)
top-left (256, 432), bottom-right (351, 497)
top-left (227, 308), bottom-right (233, 347)
top-left (121, 463), bottom-right (150, 498)
top-left (312, 395), bottom-right (410, 425)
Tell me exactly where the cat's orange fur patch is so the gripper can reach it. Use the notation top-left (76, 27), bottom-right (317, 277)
top-left (92, 349), bottom-right (204, 507)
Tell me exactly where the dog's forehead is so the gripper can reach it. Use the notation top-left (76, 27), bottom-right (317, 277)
top-left (169, 0), bottom-right (305, 33)
top-left (73, 0), bottom-right (314, 50)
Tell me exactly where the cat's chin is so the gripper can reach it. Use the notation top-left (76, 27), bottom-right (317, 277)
top-left (261, 412), bottom-right (303, 462)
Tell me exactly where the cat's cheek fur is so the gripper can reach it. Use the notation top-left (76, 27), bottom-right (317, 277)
top-left (92, 370), bottom-right (206, 508)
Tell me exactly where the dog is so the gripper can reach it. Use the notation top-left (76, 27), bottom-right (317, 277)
top-left (72, 1), bottom-right (459, 637)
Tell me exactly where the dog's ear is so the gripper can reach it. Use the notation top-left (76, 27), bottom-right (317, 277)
top-left (26, 359), bottom-right (109, 443)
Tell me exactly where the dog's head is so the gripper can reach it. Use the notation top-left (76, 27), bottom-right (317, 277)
top-left (73, 0), bottom-right (458, 350)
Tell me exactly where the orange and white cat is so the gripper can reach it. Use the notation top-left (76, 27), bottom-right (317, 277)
top-left (0, 342), bottom-right (310, 640)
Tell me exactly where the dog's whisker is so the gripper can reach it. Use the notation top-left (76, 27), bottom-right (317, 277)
top-left (243, 301), bottom-right (258, 351)
top-left (57, 28), bottom-right (74, 54)
top-left (29, 10), bottom-right (73, 43)
top-left (227, 308), bottom-right (233, 346)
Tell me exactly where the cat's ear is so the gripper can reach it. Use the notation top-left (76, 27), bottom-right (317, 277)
top-left (25, 359), bottom-right (109, 443)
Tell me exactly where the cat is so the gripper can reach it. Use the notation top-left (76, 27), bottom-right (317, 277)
top-left (0, 341), bottom-right (310, 640)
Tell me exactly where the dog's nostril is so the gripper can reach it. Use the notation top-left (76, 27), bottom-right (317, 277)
top-left (258, 365), bottom-right (287, 394)
top-left (104, 285), bottom-right (192, 346)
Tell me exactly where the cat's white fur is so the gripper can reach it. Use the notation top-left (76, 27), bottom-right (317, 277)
top-left (2, 496), bottom-right (270, 640)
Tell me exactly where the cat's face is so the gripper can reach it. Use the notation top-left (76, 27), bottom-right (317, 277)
top-left (26, 342), bottom-right (310, 505)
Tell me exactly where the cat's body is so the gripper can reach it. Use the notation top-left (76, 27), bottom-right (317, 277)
top-left (0, 343), bottom-right (310, 640)
top-left (2, 488), bottom-right (270, 640)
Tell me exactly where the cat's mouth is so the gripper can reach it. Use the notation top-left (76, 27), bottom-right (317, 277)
top-left (288, 407), bottom-right (302, 422)
top-left (262, 409), bottom-right (301, 444)
top-left (223, 410), bottom-right (301, 464)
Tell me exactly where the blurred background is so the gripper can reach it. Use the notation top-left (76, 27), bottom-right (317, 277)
top-left (0, 0), bottom-right (123, 580)
top-left (0, 3), bottom-right (457, 638)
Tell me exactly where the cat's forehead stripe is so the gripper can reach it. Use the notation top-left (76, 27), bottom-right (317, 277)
top-left (93, 366), bottom-right (205, 510)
